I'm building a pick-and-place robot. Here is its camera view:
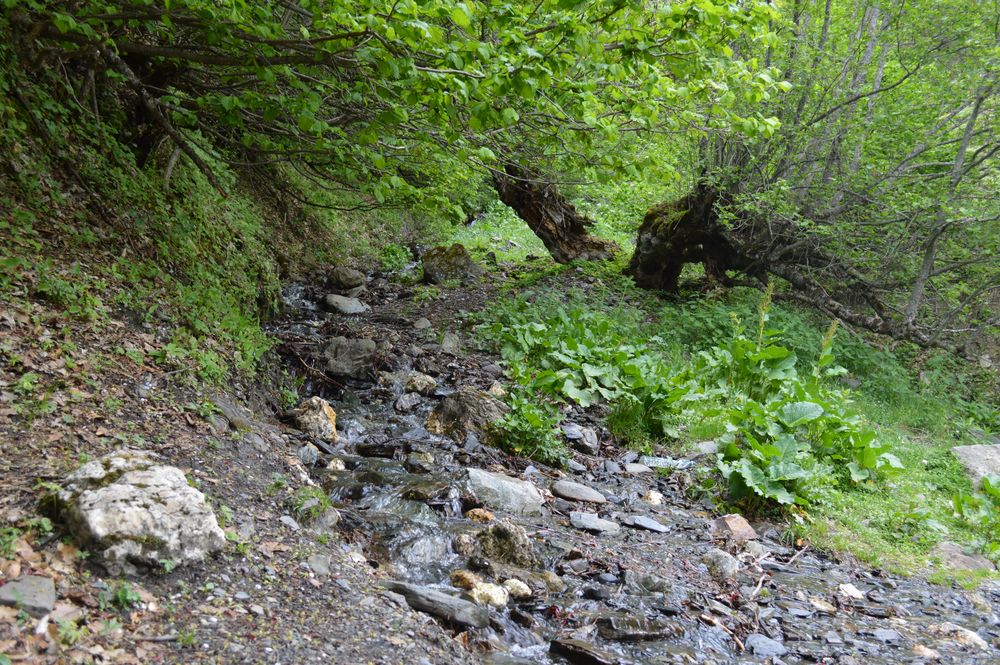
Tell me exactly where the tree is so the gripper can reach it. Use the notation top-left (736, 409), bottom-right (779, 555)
top-left (625, 0), bottom-right (999, 353)
top-left (6, 0), bottom-right (784, 258)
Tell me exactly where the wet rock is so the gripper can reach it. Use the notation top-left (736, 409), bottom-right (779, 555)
top-left (450, 569), bottom-right (481, 590)
top-left (552, 480), bottom-right (606, 504)
top-left (570, 511), bottom-right (619, 535)
top-left (297, 443), bottom-right (320, 466)
top-left (323, 294), bottom-right (369, 315)
top-left (702, 548), bottom-right (740, 581)
top-left (745, 633), bottom-right (788, 658)
top-left (596, 614), bottom-right (683, 642)
top-left (930, 541), bottom-right (996, 572)
top-left (622, 515), bottom-right (668, 533)
top-left (549, 638), bottom-right (619, 665)
top-left (0, 575), bottom-right (56, 617)
top-left (502, 579), bottom-right (532, 599)
top-left (711, 514), bottom-right (757, 542)
top-left (291, 396), bottom-right (340, 442)
top-left (427, 387), bottom-right (509, 443)
top-left (394, 392), bottom-right (422, 413)
top-left (476, 519), bottom-right (539, 567)
top-left (639, 455), bottom-right (694, 470)
top-left (927, 621), bottom-right (988, 650)
top-left (951, 444), bottom-right (1000, 488)
top-left (386, 581), bottom-right (490, 628)
top-left (466, 468), bottom-right (543, 516)
top-left (464, 508), bottom-right (494, 523)
top-left (405, 372), bottom-right (437, 396)
top-left (421, 243), bottom-right (484, 284)
top-left (622, 571), bottom-right (671, 595)
top-left (323, 337), bottom-right (377, 379)
top-left (441, 331), bottom-right (462, 355)
top-left (404, 451), bottom-right (434, 474)
top-left (468, 582), bottom-right (508, 607)
top-left (50, 450), bottom-right (225, 575)
top-left (327, 265), bottom-right (365, 290)
top-left (357, 440), bottom-right (404, 458)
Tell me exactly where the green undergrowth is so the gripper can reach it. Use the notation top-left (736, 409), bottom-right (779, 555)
top-left (0, 42), bottom-right (422, 387)
top-left (475, 273), bottom-right (1000, 576)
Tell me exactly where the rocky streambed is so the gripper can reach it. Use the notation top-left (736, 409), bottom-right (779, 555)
top-left (271, 274), bottom-right (1000, 665)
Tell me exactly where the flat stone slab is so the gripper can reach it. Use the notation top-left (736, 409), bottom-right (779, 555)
top-left (570, 511), bottom-right (619, 535)
top-left (386, 582), bottom-right (489, 628)
top-left (552, 480), bottom-right (606, 504)
top-left (951, 444), bottom-right (1000, 487)
top-left (622, 515), bottom-right (669, 533)
top-left (0, 575), bottom-right (56, 617)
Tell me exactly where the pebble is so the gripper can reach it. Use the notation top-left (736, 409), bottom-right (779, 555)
top-left (280, 515), bottom-right (301, 531)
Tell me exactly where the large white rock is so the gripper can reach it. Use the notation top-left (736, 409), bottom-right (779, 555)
top-left (54, 450), bottom-right (225, 574)
top-left (466, 468), bottom-right (543, 516)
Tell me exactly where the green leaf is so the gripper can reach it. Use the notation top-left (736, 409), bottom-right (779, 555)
top-left (779, 401), bottom-right (824, 427)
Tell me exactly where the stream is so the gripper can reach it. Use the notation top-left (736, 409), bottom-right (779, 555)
top-left (270, 278), bottom-right (1000, 664)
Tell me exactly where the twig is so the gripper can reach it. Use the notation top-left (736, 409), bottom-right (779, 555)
top-left (786, 546), bottom-right (809, 567)
top-left (749, 573), bottom-right (768, 599)
top-left (134, 633), bottom-right (179, 642)
top-left (699, 613), bottom-right (745, 651)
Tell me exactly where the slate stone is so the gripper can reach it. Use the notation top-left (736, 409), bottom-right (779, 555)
top-left (0, 575), bottom-right (56, 618)
top-left (551, 480), bottom-right (606, 504)
top-left (387, 582), bottom-right (490, 628)
top-left (622, 515), bottom-right (668, 533)
top-left (569, 511), bottom-right (619, 534)
top-left (745, 633), bottom-right (788, 658)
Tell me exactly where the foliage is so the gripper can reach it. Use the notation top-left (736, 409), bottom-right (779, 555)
top-left (952, 475), bottom-right (1000, 561)
top-left (480, 286), bottom-right (894, 511)
top-left (491, 391), bottom-right (567, 467)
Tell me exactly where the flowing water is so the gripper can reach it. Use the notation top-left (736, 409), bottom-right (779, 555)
top-left (272, 281), bottom-right (1000, 664)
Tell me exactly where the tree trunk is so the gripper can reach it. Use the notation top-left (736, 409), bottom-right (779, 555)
top-left (492, 164), bottom-right (617, 263)
top-left (625, 184), bottom-right (756, 292)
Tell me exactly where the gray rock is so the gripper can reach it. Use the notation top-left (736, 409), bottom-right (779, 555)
top-left (569, 511), bottom-right (619, 534)
top-left (711, 514), bottom-right (757, 542)
top-left (930, 541), bottom-right (996, 572)
top-left (426, 386), bottom-right (509, 443)
top-left (549, 639), bottom-right (618, 665)
top-left (413, 317), bottom-right (432, 330)
top-left (297, 444), bottom-right (320, 466)
top-left (386, 582), bottom-right (490, 628)
top-left (311, 508), bottom-right (341, 535)
top-left (563, 425), bottom-right (600, 455)
top-left (476, 519), bottom-right (539, 567)
top-left (323, 337), bottom-right (377, 379)
top-left (596, 614), bottom-right (683, 641)
top-left (745, 633), bottom-right (787, 658)
top-left (280, 515), bottom-right (300, 531)
top-left (421, 243), bottom-right (483, 285)
top-left (567, 460), bottom-right (587, 473)
top-left (623, 463), bottom-right (653, 475)
top-left (622, 515), bottom-right (668, 533)
top-left (622, 570), bottom-right (671, 595)
top-left (873, 628), bottom-right (901, 643)
top-left (552, 480), bottom-right (606, 504)
top-left (405, 372), bottom-right (437, 396)
top-left (482, 363), bottom-right (503, 377)
top-left (441, 331), bottom-right (461, 355)
top-left (639, 455), bottom-right (694, 470)
top-left (0, 575), bottom-right (56, 618)
top-left (328, 265), bottom-right (365, 290)
top-left (324, 294), bottom-right (370, 315)
top-left (466, 469), bottom-right (543, 516)
top-left (394, 392), bottom-right (422, 412)
top-left (702, 548), bottom-right (740, 581)
top-left (951, 444), bottom-right (1000, 488)
top-left (51, 450), bottom-right (225, 575)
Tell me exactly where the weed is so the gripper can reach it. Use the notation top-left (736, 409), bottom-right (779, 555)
top-left (292, 487), bottom-right (332, 521)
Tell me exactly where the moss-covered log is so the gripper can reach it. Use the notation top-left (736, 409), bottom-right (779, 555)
top-left (625, 185), bottom-right (754, 292)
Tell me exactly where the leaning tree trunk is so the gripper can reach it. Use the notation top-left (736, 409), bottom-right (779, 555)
top-left (492, 164), bottom-right (617, 263)
top-left (625, 184), bottom-right (755, 292)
